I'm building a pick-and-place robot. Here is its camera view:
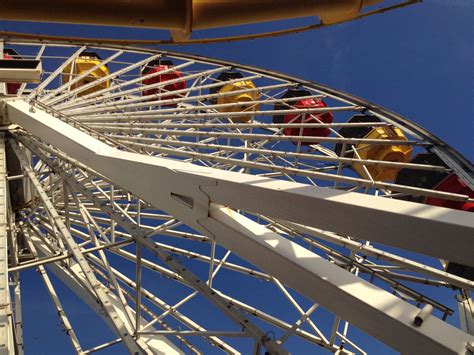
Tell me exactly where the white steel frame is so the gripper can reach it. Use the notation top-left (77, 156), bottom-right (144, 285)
top-left (0, 41), bottom-right (472, 354)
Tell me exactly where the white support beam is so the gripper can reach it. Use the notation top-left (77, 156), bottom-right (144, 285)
top-left (22, 226), bottom-right (184, 355)
top-left (457, 291), bottom-right (474, 336)
top-left (41, 158), bottom-right (289, 355)
top-left (34, 138), bottom-right (474, 354)
top-left (202, 205), bottom-right (474, 354)
top-left (22, 226), bottom-right (83, 353)
top-left (0, 134), bottom-right (14, 355)
top-left (11, 100), bottom-right (474, 353)
top-left (6, 99), bottom-right (474, 267)
top-left (8, 206), bottom-right (24, 354)
top-left (10, 141), bottom-right (182, 355)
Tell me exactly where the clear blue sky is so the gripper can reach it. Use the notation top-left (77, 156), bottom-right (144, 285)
top-left (2, 1), bottom-right (473, 354)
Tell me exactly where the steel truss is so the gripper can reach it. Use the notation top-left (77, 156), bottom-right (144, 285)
top-left (0, 134), bottom-right (15, 354)
top-left (0, 41), bottom-right (472, 354)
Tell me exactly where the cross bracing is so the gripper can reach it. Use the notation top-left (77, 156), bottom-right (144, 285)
top-left (0, 41), bottom-right (471, 354)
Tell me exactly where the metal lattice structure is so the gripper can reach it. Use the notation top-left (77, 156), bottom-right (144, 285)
top-left (0, 41), bottom-right (472, 354)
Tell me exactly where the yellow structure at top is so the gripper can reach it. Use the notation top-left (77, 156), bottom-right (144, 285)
top-left (0, 0), bottom-right (383, 41)
top-left (353, 127), bottom-right (413, 181)
top-left (62, 53), bottom-right (110, 97)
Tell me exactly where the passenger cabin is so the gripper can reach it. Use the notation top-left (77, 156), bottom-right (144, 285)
top-left (209, 71), bottom-right (259, 123)
top-left (396, 153), bottom-right (473, 280)
top-left (395, 153), bottom-right (449, 203)
top-left (62, 51), bottom-right (110, 97)
top-left (273, 89), bottom-right (333, 145)
top-left (395, 153), bottom-right (473, 211)
top-left (141, 59), bottom-right (186, 104)
top-left (428, 174), bottom-right (474, 280)
top-left (425, 174), bottom-right (474, 212)
top-left (335, 115), bottom-right (412, 181)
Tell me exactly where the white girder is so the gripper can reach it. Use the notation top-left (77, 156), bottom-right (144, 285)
top-left (39, 50), bottom-right (124, 103)
top-left (5, 99), bottom-right (474, 353)
top-left (457, 291), bottom-right (474, 336)
top-left (0, 134), bottom-right (14, 355)
top-left (9, 210), bottom-right (24, 354)
top-left (278, 220), bottom-right (474, 290)
top-left (26, 229), bottom-right (184, 355)
top-left (42, 53), bottom-right (163, 105)
top-left (10, 140), bottom-right (183, 355)
top-left (31, 150), bottom-right (289, 355)
top-left (6, 99), bottom-right (474, 268)
top-left (26, 46), bottom-right (87, 100)
top-left (204, 205), bottom-right (474, 354)
top-left (22, 224), bottom-right (83, 353)
top-left (28, 159), bottom-right (348, 354)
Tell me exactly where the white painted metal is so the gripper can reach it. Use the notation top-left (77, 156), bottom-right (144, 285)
top-left (9, 214), bottom-right (24, 355)
top-left (0, 63), bottom-right (42, 84)
top-left (457, 291), bottom-right (474, 336)
top-left (6, 99), bottom-right (474, 267)
top-left (278, 220), bottom-right (474, 290)
top-left (22, 226), bottom-right (83, 352)
top-left (0, 41), bottom-right (472, 354)
top-left (8, 100), bottom-right (474, 354)
top-left (204, 205), bottom-right (474, 354)
top-left (24, 227), bottom-right (184, 355)
top-left (45, 53), bottom-right (163, 105)
top-left (17, 45), bottom-right (45, 97)
top-left (0, 134), bottom-right (13, 355)
top-left (10, 140), bottom-right (159, 354)
top-left (26, 46), bottom-right (86, 100)
top-left (39, 50), bottom-right (123, 102)
top-left (35, 152), bottom-right (289, 355)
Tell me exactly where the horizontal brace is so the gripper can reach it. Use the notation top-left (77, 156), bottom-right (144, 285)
top-left (137, 331), bottom-right (250, 338)
top-left (9, 239), bottom-right (133, 272)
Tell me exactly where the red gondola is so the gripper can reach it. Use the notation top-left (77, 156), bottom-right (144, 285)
top-left (273, 89), bottom-right (333, 145)
top-left (395, 153), bottom-right (473, 280)
top-left (395, 153), bottom-right (473, 211)
top-left (425, 174), bottom-right (474, 212)
top-left (141, 59), bottom-right (186, 103)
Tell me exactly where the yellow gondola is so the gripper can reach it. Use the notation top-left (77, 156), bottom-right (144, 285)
top-left (62, 51), bottom-right (110, 96)
top-left (210, 71), bottom-right (259, 123)
top-left (336, 115), bottom-right (412, 181)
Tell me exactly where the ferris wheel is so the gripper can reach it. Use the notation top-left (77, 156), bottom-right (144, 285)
top-left (0, 39), bottom-right (471, 355)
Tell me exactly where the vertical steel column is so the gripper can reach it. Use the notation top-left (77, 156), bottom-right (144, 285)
top-left (8, 210), bottom-right (23, 354)
top-left (457, 291), bottom-right (474, 336)
top-left (0, 41), bottom-right (5, 96)
top-left (0, 134), bottom-right (13, 354)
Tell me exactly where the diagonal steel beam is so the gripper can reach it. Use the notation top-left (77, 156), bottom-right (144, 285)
top-left (27, 46), bottom-right (86, 100)
top-left (10, 141), bottom-right (149, 354)
top-left (17, 118), bottom-right (474, 354)
top-left (21, 225), bottom-right (83, 353)
top-left (24, 226), bottom-right (185, 355)
top-left (42, 155), bottom-right (289, 355)
top-left (6, 99), bottom-right (474, 267)
top-left (0, 134), bottom-right (14, 354)
top-left (203, 204), bottom-right (474, 354)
